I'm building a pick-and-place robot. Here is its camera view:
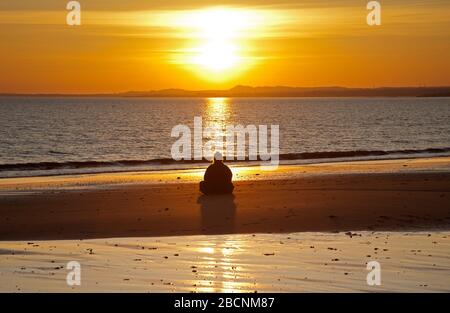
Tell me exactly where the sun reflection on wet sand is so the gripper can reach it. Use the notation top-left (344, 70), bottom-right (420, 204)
top-left (195, 194), bottom-right (245, 292)
top-left (2, 232), bottom-right (450, 292)
top-left (194, 237), bottom-right (254, 293)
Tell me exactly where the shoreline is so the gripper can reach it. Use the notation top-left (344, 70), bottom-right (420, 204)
top-left (1, 157), bottom-right (450, 292)
top-left (1, 156), bottom-right (450, 192)
top-left (2, 150), bottom-right (450, 180)
top-left (0, 157), bottom-right (449, 241)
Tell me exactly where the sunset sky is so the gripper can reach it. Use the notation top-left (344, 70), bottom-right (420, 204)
top-left (1, 0), bottom-right (449, 93)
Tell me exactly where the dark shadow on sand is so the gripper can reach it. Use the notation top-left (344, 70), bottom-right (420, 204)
top-left (197, 194), bottom-right (236, 235)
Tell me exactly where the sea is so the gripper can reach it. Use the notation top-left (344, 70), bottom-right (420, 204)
top-left (1, 96), bottom-right (449, 178)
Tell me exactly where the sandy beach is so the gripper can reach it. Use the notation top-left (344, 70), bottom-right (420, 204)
top-left (1, 232), bottom-right (450, 292)
top-left (1, 157), bottom-right (450, 292)
top-left (2, 0), bottom-right (450, 295)
top-left (0, 157), bottom-right (450, 240)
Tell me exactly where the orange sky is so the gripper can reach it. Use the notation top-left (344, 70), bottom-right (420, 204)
top-left (1, 0), bottom-right (449, 93)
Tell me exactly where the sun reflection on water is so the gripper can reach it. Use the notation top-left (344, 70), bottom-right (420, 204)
top-left (204, 97), bottom-right (231, 129)
top-left (203, 97), bottom-right (233, 159)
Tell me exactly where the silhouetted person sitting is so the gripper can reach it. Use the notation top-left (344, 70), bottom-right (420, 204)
top-left (200, 152), bottom-right (234, 195)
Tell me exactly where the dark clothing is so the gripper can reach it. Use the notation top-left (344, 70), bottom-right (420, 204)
top-left (204, 161), bottom-right (232, 184)
top-left (200, 161), bottom-right (234, 195)
top-left (200, 180), bottom-right (234, 195)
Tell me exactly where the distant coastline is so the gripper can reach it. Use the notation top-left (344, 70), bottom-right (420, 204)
top-left (1, 86), bottom-right (450, 98)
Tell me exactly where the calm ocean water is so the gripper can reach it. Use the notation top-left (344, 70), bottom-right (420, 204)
top-left (1, 97), bottom-right (450, 177)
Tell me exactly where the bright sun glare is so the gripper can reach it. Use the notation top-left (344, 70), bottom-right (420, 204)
top-left (190, 9), bottom-right (245, 71)
top-left (194, 41), bottom-right (238, 71)
top-left (173, 8), bottom-right (257, 76)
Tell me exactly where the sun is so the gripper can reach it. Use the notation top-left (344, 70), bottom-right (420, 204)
top-left (193, 41), bottom-right (238, 71)
top-left (172, 8), bottom-right (258, 78)
top-left (189, 9), bottom-right (247, 71)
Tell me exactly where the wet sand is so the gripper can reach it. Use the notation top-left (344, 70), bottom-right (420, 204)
top-left (1, 232), bottom-right (449, 292)
top-left (0, 157), bottom-right (450, 240)
top-left (0, 157), bottom-right (449, 292)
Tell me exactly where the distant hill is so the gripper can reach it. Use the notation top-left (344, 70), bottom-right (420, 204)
top-left (2, 86), bottom-right (450, 98)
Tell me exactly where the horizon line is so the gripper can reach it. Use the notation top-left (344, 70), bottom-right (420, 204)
top-left (1, 85), bottom-right (450, 97)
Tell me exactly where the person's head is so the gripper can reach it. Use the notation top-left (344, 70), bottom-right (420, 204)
top-left (213, 151), bottom-right (223, 163)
